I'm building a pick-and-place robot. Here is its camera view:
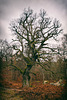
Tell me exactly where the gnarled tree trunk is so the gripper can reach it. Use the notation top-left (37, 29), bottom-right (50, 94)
top-left (22, 74), bottom-right (30, 87)
top-left (22, 64), bottom-right (32, 87)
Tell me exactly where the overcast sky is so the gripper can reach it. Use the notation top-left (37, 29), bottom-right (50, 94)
top-left (0, 0), bottom-right (67, 43)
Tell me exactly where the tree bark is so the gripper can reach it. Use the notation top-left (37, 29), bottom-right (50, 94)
top-left (22, 75), bottom-right (30, 87)
top-left (42, 68), bottom-right (45, 84)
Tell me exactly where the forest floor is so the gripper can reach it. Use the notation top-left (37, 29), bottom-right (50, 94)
top-left (0, 80), bottom-right (67, 100)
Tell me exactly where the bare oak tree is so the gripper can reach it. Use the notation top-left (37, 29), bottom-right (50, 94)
top-left (10, 8), bottom-right (62, 87)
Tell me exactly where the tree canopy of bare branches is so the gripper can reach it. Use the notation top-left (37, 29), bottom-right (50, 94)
top-left (10, 8), bottom-right (63, 87)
